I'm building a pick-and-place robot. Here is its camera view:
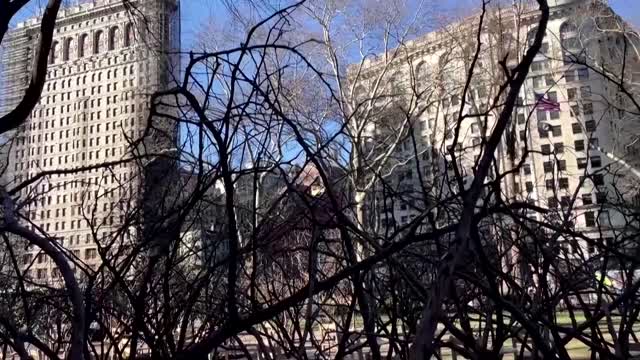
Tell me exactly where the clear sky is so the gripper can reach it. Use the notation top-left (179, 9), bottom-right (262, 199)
top-left (177, 0), bottom-right (640, 50)
top-left (10, 1), bottom-right (640, 50)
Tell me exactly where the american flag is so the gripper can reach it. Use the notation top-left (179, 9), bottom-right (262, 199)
top-left (534, 92), bottom-right (560, 111)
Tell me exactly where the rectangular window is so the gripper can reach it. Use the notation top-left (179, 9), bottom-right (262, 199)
top-left (589, 138), bottom-right (599, 148)
top-left (596, 192), bottom-right (607, 204)
top-left (541, 144), bottom-right (551, 154)
top-left (567, 88), bottom-right (577, 100)
top-left (583, 103), bottom-right (594, 115)
top-left (517, 113), bottom-right (526, 124)
top-left (558, 160), bottom-right (567, 171)
top-left (572, 123), bottom-right (582, 134)
top-left (546, 179), bottom-right (555, 190)
top-left (575, 140), bottom-right (585, 151)
top-left (593, 174), bottom-right (604, 186)
top-left (545, 74), bottom-right (555, 87)
top-left (577, 68), bottom-right (589, 80)
top-left (549, 110), bottom-right (560, 119)
top-left (584, 211), bottom-right (596, 227)
top-left (523, 164), bottom-right (532, 175)
top-left (548, 197), bottom-right (558, 208)
top-left (551, 125), bottom-right (562, 137)
top-left (591, 156), bottom-right (602, 168)
top-left (540, 42), bottom-right (549, 54)
top-left (582, 193), bottom-right (593, 205)
top-left (543, 161), bottom-right (553, 173)
top-left (538, 126), bottom-right (548, 137)
top-left (532, 76), bottom-right (543, 88)
top-left (537, 110), bottom-right (547, 121)
top-left (580, 86), bottom-right (592, 97)
top-left (560, 196), bottom-right (571, 207)
top-left (554, 143), bottom-right (564, 153)
top-left (565, 70), bottom-right (576, 82)
top-left (519, 130), bottom-right (527, 141)
top-left (571, 105), bottom-right (580, 117)
top-left (585, 120), bottom-right (596, 132)
top-left (526, 181), bottom-right (534, 192)
top-left (577, 157), bottom-right (588, 169)
top-left (559, 178), bottom-right (569, 189)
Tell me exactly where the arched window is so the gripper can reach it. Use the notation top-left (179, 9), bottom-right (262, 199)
top-left (94, 30), bottom-right (104, 54)
top-left (63, 38), bottom-right (73, 61)
top-left (415, 61), bottom-right (426, 80)
top-left (108, 27), bottom-right (120, 51)
top-left (124, 23), bottom-right (134, 47)
top-left (78, 34), bottom-right (89, 58)
top-left (49, 41), bottom-right (59, 64)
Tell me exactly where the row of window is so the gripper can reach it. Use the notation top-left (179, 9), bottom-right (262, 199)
top-left (45, 64), bottom-right (137, 92)
top-left (517, 173), bottom-right (604, 193)
top-left (547, 192), bottom-right (607, 209)
top-left (49, 23), bottom-right (135, 64)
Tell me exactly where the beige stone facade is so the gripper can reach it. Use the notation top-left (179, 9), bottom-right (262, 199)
top-left (356, 0), bottom-right (639, 255)
top-left (0, 0), bottom-right (179, 283)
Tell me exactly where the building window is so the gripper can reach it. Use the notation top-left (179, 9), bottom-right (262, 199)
top-left (577, 68), bottom-right (589, 80)
top-left (596, 192), bottom-right (607, 204)
top-left (577, 157), bottom-right (588, 169)
top-left (519, 130), bottom-right (527, 141)
top-left (565, 70), bottom-right (575, 82)
top-left (557, 160), bottom-right (567, 171)
top-left (551, 125), bottom-right (562, 137)
top-left (547, 197), bottom-right (558, 208)
top-left (567, 88), bottom-right (577, 100)
top-left (583, 103), bottom-right (594, 115)
top-left (559, 178), bottom-right (569, 189)
top-left (523, 164), bottom-right (532, 175)
top-left (94, 30), bottom-right (104, 54)
top-left (593, 174), bottom-right (604, 186)
top-left (554, 143), bottom-right (564, 153)
top-left (526, 181), bottom-right (534, 192)
top-left (537, 110), bottom-right (547, 121)
top-left (570, 105), bottom-right (580, 117)
top-left (543, 161), bottom-right (553, 173)
top-left (541, 144), bottom-right (551, 154)
top-left (124, 23), bottom-right (134, 47)
top-left (572, 123), bottom-right (582, 134)
top-left (49, 41), bottom-right (60, 64)
top-left (585, 120), bottom-right (596, 132)
top-left (532, 76), bottom-right (543, 88)
top-left (63, 38), bottom-right (73, 61)
top-left (580, 86), bottom-right (592, 97)
top-left (575, 140), bottom-right (585, 151)
top-left (584, 211), bottom-right (596, 227)
top-left (108, 26), bottom-right (120, 51)
top-left (582, 193), bottom-right (593, 205)
top-left (591, 156), bottom-right (602, 168)
top-left (78, 34), bottom-right (89, 58)
top-left (545, 179), bottom-right (554, 190)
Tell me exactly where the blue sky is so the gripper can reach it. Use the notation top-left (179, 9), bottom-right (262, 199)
top-left (11, 1), bottom-right (640, 50)
top-left (177, 0), bottom-right (640, 49)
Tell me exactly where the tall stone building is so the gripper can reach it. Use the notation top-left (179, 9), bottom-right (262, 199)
top-left (0, 0), bottom-right (180, 283)
top-left (353, 0), bottom-right (639, 257)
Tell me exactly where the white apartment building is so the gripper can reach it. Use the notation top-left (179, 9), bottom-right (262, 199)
top-left (353, 0), bottom-right (639, 256)
top-left (0, 0), bottom-right (180, 283)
